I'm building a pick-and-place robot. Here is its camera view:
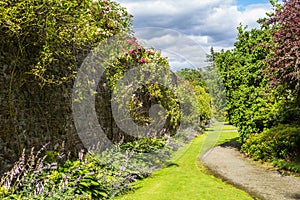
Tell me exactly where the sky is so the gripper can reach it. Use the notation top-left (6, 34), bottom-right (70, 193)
top-left (115, 0), bottom-right (276, 70)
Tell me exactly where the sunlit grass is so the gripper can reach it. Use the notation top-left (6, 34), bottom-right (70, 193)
top-left (113, 124), bottom-right (252, 200)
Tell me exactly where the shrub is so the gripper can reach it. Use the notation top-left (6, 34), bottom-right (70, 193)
top-left (120, 138), bottom-right (167, 153)
top-left (241, 124), bottom-right (300, 172)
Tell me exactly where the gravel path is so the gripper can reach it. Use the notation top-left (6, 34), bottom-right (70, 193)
top-left (201, 144), bottom-right (300, 200)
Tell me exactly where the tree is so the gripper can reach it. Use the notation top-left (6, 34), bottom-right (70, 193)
top-left (265, 0), bottom-right (300, 124)
top-left (213, 0), bottom-right (300, 166)
top-left (176, 68), bottom-right (212, 129)
top-left (176, 68), bottom-right (207, 89)
top-left (215, 24), bottom-right (281, 141)
top-left (266, 0), bottom-right (300, 97)
top-left (203, 47), bottom-right (226, 121)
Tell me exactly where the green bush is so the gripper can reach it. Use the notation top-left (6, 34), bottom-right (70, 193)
top-left (241, 124), bottom-right (300, 172)
top-left (120, 138), bottom-right (167, 153)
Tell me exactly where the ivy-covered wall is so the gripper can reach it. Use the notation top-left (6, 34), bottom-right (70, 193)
top-left (0, 0), bottom-right (132, 172)
top-left (0, 0), bottom-right (188, 175)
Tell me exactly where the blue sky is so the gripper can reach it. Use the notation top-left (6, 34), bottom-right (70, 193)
top-left (238, 0), bottom-right (272, 10)
top-left (239, 0), bottom-right (270, 6)
top-left (115, 0), bottom-right (274, 70)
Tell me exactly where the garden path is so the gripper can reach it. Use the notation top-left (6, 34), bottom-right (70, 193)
top-left (201, 126), bottom-right (300, 200)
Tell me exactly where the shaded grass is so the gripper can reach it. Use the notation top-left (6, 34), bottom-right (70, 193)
top-left (113, 123), bottom-right (253, 200)
top-left (205, 123), bottom-right (238, 131)
top-left (219, 125), bottom-right (239, 131)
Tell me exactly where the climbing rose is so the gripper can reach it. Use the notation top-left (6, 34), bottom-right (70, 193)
top-left (140, 58), bottom-right (147, 63)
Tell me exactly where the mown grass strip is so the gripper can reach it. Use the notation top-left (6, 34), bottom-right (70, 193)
top-left (114, 123), bottom-right (252, 200)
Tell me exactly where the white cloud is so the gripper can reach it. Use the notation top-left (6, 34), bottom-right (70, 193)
top-left (135, 28), bottom-right (208, 70)
top-left (239, 4), bottom-right (272, 28)
top-left (115, 0), bottom-right (273, 70)
top-left (124, 1), bottom-right (179, 16)
top-left (122, 0), bottom-right (234, 16)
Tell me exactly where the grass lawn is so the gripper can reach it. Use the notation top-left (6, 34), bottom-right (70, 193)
top-left (113, 123), bottom-right (253, 200)
top-left (205, 123), bottom-right (238, 131)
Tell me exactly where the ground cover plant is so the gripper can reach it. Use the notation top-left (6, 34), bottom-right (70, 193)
top-left (0, 138), bottom-right (172, 199)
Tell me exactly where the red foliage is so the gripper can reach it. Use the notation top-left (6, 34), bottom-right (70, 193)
top-left (266, 0), bottom-right (300, 88)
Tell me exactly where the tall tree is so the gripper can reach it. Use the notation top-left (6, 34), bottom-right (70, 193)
top-left (266, 0), bottom-right (300, 96)
top-left (215, 24), bottom-right (281, 141)
top-left (176, 68), bottom-right (207, 89)
top-left (265, 0), bottom-right (300, 123)
top-left (176, 68), bottom-right (212, 129)
top-left (203, 47), bottom-right (226, 121)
